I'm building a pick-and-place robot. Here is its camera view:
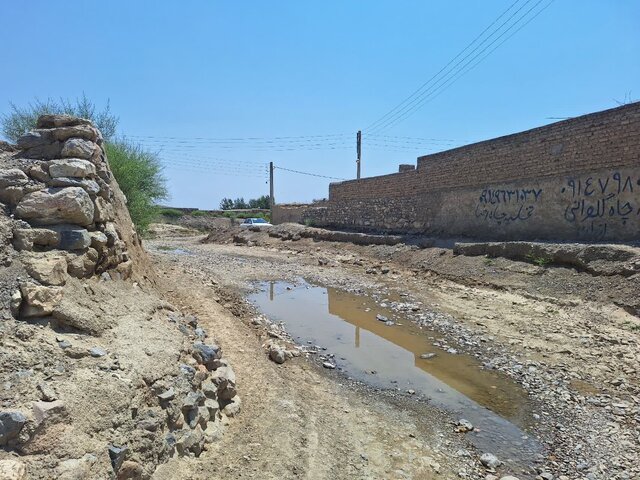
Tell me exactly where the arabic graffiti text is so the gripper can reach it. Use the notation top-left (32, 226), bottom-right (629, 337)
top-left (562, 172), bottom-right (640, 240)
top-left (475, 187), bottom-right (543, 224)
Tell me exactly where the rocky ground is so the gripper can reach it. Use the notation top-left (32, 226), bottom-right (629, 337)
top-left (0, 118), bottom-right (241, 479)
top-left (144, 222), bottom-right (640, 480)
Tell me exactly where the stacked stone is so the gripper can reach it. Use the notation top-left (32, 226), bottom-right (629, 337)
top-left (0, 114), bottom-right (131, 320)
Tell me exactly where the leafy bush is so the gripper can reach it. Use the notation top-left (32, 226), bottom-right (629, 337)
top-left (1, 96), bottom-right (169, 234)
top-left (525, 253), bottom-right (552, 267)
top-left (220, 195), bottom-right (270, 210)
top-left (158, 208), bottom-right (184, 218)
top-left (1, 94), bottom-right (118, 141)
top-left (105, 140), bottom-right (168, 233)
top-left (190, 210), bottom-right (209, 217)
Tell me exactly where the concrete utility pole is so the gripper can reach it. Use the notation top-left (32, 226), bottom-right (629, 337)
top-left (356, 130), bottom-right (362, 179)
top-left (269, 161), bottom-right (275, 208)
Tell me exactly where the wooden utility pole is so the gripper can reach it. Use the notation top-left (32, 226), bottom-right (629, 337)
top-left (356, 130), bottom-right (362, 179)
top-left (269, 161), bottom-right (275, 208)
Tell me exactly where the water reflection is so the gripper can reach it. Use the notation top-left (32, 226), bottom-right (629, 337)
top-left (250, 280), bottom-right (540, 473)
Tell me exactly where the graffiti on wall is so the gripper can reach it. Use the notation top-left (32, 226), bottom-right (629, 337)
top-left (474, 187), bottom-right (543, 224)
top-left (562, 172), bottom-right (640, 240)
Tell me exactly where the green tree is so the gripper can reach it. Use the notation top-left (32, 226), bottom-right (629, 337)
top-left (104, 140), bottom-right (168, 233)
top-left (219, 197), bottom-right (234, 210)
top-left (248, 195), bottom-right (270, 209)
top-left (1, 94), bottom-right (118, 141)
top-left (233, 197), bottom-right (247, 209)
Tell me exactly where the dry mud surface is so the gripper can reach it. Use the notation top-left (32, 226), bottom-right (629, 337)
top-left (145, 223), bottom-right (640, 480)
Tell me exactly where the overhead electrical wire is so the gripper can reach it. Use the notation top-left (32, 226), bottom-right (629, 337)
top-left (274, 166), bottom-right (347, 181)
top-left (366, 0), bottom-right (553, 134)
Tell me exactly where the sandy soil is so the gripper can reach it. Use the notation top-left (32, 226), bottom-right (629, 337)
top-left (144, 224), bottom-right (640, 480)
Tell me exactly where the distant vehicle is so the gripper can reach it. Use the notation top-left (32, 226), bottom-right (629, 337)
top-left (239, 218), bottom-right (272, 228)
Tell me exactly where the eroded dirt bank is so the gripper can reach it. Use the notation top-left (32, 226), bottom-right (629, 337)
top-left (146, 223), bottom-right (639, 480)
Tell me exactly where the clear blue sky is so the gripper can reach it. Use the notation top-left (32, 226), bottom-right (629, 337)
top-left (1, 1), bottom-right (638, 209)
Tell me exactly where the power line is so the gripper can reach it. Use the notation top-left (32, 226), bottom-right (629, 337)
top-left (274, 166), bottom-right (347, 181)
top-left (383, 0), bottom-right (556, 131)
top-left (366, 0), bottom-right (553, 134)
top-left (365, 0), bottom-right (526, 133)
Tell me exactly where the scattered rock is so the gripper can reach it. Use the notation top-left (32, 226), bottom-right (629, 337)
top-left (0, 460), bottom-right (27, 480)
top-left (456, 418), bottom-right (474, 432)
top-left (420, 353), bottom-right (437, 360)
top-left (116, 460), bottom-right (143, 480)
top-left (19, 283), bottom-right (64, 317)
top-left (268, 345), bottom-right (287, 364)
top-left (37, 382), bottom-right (58, 401)
top-left (376, 314), bottom-right (388, 322)
top-left (157, 388), bottom-right (175, 402)
top-left (480, 453), bottom-right (502, 469)
top-left (32, 400), bottom-right (67, 425)
top-left (89, 347), bottom-right (107, 357)
top-left (108, 445), bottom-right (128, 473)
top-left (192, 343), bottom-right (222, 370)
top-left (222, 395), bottom-right (241, 417)
top-left (0, 411), bottom-right (27, 446)
top-left (322, 361), bottom-right (336, 369)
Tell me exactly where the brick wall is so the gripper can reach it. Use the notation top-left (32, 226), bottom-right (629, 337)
top-left (309, 102), bottom-right (640, 242)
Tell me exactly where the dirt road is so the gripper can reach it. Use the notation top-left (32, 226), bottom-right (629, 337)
top-left (146, 225), bottom-right (640, 480)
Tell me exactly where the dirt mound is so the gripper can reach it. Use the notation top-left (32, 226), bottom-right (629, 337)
top-left (0, 116), bottom-right (240, 478)
top-left (454, 241), bottom-right (640, 277)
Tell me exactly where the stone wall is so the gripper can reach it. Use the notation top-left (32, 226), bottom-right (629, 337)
top-left (305, 102), bottom-right (640, 242)
top-left (0, 114), bottom-right (134, 321)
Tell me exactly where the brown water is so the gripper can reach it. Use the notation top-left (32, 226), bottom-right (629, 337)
top-left (249, 280), bottom-right (541, 476)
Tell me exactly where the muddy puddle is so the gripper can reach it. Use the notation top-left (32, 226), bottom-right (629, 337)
top-left (249, 280), bottom-right (541, 476)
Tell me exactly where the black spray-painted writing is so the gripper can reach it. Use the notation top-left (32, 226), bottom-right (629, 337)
top-left (475, 187), bottom-right (543, 224)
top-left (562, 172), bottom-right (640, 240)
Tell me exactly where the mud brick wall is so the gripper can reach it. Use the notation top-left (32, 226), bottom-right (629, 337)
top-left (307, 102), bottom-right (640, 241)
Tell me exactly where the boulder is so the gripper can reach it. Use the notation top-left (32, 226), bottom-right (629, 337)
top-left (52, 297), bottom-right (109, 335)
top-left (269, 345), bottom-right (287, 364)
top-left (20, 141), bottom-right (63, 160)
top-left (15, 187), bottom-right (95, 226)
top-left (89, 231), bottom-right (108, 250)
top-left (67, 247), bottom-right (99, 278)
top-left (94, 197), bottom-right (115, 222)
top-left (0, 168), bottom-right (28, 188)
top-left (37, 114), bottom-right (92, 129)
top-left (0, 411), bottom-right (27, 446)
top-left (108, 445), bottom-right (128, 473)
top-left (48, 159), bottom-right (96, 178)
top-left (32, 400), bottom-right (67, 425)
top-left (20, 284), bottom-right (64, 317)
top-left (53, 225), bottom-right (91, 251)
top-left (12, 227), bottom-right (59, 251)
top-left (0, 460), bottom-right (27, 480)
top-left (56, 454), bottom-right (97, 480)
top-left (175, 427), bottom-right (205, 456)
top-left (480, 453), bottom-right (502, 469)
top-left (10, 290), bottom-right (22, 317)
top-left (17, 130), bottom-right (55, 149)
top-left (0, 186), bottom-right (25, 205)
top-left (48, 177), bottom-right (100, 195)
top-left (210, 366), bottom-right (236, 401)
top-left (61, 138), bottom-right (96, 159)
top-left (50, 125), bottom-right (99, 142)
top-left (28, 164), bottom-right (51, 183)
top-left (192, 343), bottom-right (222, 370)
top-left (117, 460), bottom-right (143, 480)
top-left (222, 395), bottom-right (241, 417)
top-left (20, 252), bottom-right (68, 286)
